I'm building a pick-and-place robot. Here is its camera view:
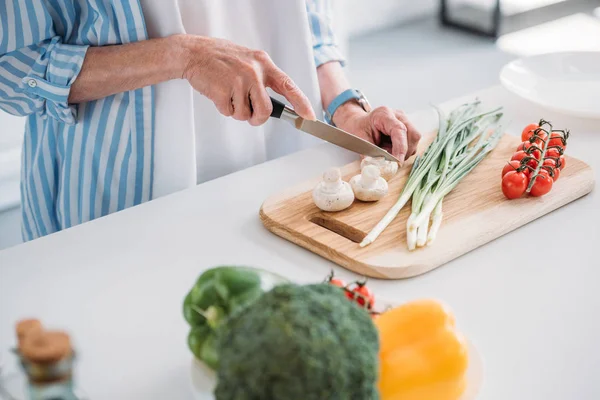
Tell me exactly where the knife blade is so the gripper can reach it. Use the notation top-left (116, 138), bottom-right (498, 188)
top-left (269, 96), bottom-right (401, 164)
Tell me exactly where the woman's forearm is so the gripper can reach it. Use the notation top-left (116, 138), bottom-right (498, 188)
top-left (68, 34), bottom-right (315, 121)
top-left (316, 61), bottom-right (365, 128)
top-left (69, 36), bottom-right (186, 103)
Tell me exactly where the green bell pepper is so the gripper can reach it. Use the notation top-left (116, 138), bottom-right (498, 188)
top-left (182, 266), bottom-right (265, 369)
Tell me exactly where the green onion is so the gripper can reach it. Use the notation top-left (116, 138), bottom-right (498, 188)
top-left (426, 199), bottom-right (443, 246)
top-left (360, 100), bottom-right (503, 248)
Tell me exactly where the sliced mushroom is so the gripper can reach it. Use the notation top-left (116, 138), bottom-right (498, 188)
top-left (360, 156), bottom-right (399, 181)
top-left (312, 168), bottom-right (354, 212)
top-left (350, 165), bottom-right (388, 202)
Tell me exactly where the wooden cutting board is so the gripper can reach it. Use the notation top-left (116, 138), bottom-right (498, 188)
top-left (260, 134), bottom-right (595, 279)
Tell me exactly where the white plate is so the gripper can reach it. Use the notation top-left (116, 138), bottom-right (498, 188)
top-left (500, 51), bottom-right (600, 119)
top-left (190, 340), bottom-right (483, 400)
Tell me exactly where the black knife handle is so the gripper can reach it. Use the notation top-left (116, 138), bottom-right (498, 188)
top-left (270, 96), bottom-right (285, 119)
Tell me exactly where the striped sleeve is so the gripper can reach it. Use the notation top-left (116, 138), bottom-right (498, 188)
top-left (305, 0), bottom-right (346, 67)
top-left (0, 0), bottom-right (88, 124)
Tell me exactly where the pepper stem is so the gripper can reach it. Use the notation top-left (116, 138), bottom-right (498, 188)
top-left (191, 305), bottom-right (222, 330)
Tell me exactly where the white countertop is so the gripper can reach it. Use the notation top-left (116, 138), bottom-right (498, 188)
top-left (1, 86), bottom-right (598, 400)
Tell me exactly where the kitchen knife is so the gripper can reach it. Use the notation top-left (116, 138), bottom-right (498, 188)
top-left (269, 96), bottom-right (401, 163)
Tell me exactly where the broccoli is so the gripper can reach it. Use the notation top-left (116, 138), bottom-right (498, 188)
top-left (214, 283), bottom-right (379, 400)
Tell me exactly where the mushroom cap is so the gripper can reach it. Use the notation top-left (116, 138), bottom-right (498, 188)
top-left (361, 157), bottom-right (398, 181)
top-left (313, 181), bottom-right (354, 212)
top-left (361, 156), bottom-right (390, 169)
top-left (361, 165), bottom-right (381, 181)
top-left (323, 167), bottom-right (341, 183)
top-left (350, 172), bottom-right (388, 202)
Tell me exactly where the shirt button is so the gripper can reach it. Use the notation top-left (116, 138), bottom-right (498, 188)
top-left (27, 79), bottom-right (37, 88)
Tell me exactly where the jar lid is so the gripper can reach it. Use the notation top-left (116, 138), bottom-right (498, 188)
top-left (15, 319), bottom-right (43, 347)
top-left (20, 331), bottom-right (72, 364)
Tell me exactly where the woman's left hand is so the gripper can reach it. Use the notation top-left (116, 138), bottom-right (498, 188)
top-left (333, 103), bottom-right (421, 165)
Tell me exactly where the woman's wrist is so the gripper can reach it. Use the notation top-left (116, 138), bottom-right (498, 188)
top-left (332, 101), bottom-right (367, 131)
top-left (316, 61), bottom-right (368, 131)
top-left (167, 34), bottom-right (195, 80)
top-left (317, 62), bottom-right (350, 108)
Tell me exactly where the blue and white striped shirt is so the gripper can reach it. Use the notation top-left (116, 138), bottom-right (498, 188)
top-left (0, 0), bottom-right (345, 241)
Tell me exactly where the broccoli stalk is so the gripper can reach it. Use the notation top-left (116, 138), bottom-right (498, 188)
top-left (215, 284), bottom-right (380, 400)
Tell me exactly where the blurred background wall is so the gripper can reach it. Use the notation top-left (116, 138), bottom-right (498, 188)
top-left (334, 0), bottom-right (437, 40)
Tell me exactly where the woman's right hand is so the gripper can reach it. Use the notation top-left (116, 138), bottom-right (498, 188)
top-left (176, 34), bottom-right (316, 126)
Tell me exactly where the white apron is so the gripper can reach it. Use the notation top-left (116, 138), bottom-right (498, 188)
top-left (140, 0), bottom-right (323, 198)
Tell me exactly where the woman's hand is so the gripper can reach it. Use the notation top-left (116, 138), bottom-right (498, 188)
top-left (178, 35), bottom-right (316, 126)
top-left (333, 102), bottom-right (421, 165)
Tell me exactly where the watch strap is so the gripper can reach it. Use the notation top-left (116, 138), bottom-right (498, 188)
top-left (324, 89), bottom-right (370, 126)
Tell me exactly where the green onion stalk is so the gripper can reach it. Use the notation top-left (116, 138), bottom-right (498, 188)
top-left (409, 126), bottom-right (503, 233)
top-left (360, 100), bottom-right (503, 249)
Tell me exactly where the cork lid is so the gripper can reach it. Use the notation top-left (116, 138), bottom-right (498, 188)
top-left (20, 330), bottom-right (72, 364)
top-left (15, 319), bottom-right (43, 347)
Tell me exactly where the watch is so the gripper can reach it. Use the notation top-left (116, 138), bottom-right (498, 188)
top-left (324, 89), bottom-right (372, 126)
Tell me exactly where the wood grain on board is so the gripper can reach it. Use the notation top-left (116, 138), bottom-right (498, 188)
top-left (260, 134), bottom-right (595, 279)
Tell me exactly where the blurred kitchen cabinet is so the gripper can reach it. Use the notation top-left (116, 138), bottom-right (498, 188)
top-left (440, 0), bottom-right (599, 38)
top-left (441, 0), bottom-right (501, 37)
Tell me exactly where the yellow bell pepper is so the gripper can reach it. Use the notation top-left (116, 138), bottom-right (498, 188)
top-left (375, 299), bottom-right (469, 400)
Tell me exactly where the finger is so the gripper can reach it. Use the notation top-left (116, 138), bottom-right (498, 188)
top-left (389, 122), bottom-right (408, 164)
top-left (374, 109), bottom-right (408, 164)
top-left (214, 94), bottom-right (234, 117)
top-left (406, 130), bottom-right (420, 159)
top-left (265, 66), bottom-right (316, 120)
top-left (248, 84), bottom-right (272, 126)
top-left (395, 110), bottom-right (421, 158)
top-left (232, 88), bottom-right (252, 121)
top-left (380, 141), bottom-right (393, 154)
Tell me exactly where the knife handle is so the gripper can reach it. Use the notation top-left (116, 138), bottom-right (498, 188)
top-left (270, 96), bottom-right (286, 119)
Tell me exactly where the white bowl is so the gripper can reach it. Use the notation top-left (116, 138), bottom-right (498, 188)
top-left (500, 51), bottom-right (600, 119)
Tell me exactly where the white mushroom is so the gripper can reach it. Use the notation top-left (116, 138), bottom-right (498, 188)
top-left (312, 168), bottom-right (354, 212)
top-left (360, 157), bottom-right (399, 181)
top-left (350, 165), bottom-right (389, 202)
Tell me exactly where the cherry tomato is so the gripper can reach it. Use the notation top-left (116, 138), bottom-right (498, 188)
top-left (516, 141), bottom-right (542, 160)
top-left (531, 131), bottom-right (548, 146)
top-left (521, 123), bottom-right (539, 142)
top-left (511, 151), bottom-right (538, 170)
top-left (530, 170), bottom-right (553, 197)
top-left (542, 159), bottom-right (560, 181)
top-left (345, 289), bottom-right (355, 301)
top-left (558, 155), bottom-right (566, 170)
top-left (544, 149), bottom-right (566, 170)
top-left (328, 278), bottom-right (346, 288)
top-left (502, 171), bottom-right (529, 199)
top-left (502, 160), bottom-right (530, 178)
top-left (352, 284), bottom-right (375, 309)
top-left (546, 148), bottom-right (562, 158)
top-left (548, 132), bottom-right (566, 150)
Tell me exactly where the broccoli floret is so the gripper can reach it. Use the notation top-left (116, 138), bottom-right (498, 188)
top-left (214, 283), bottom-right (379, 400)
